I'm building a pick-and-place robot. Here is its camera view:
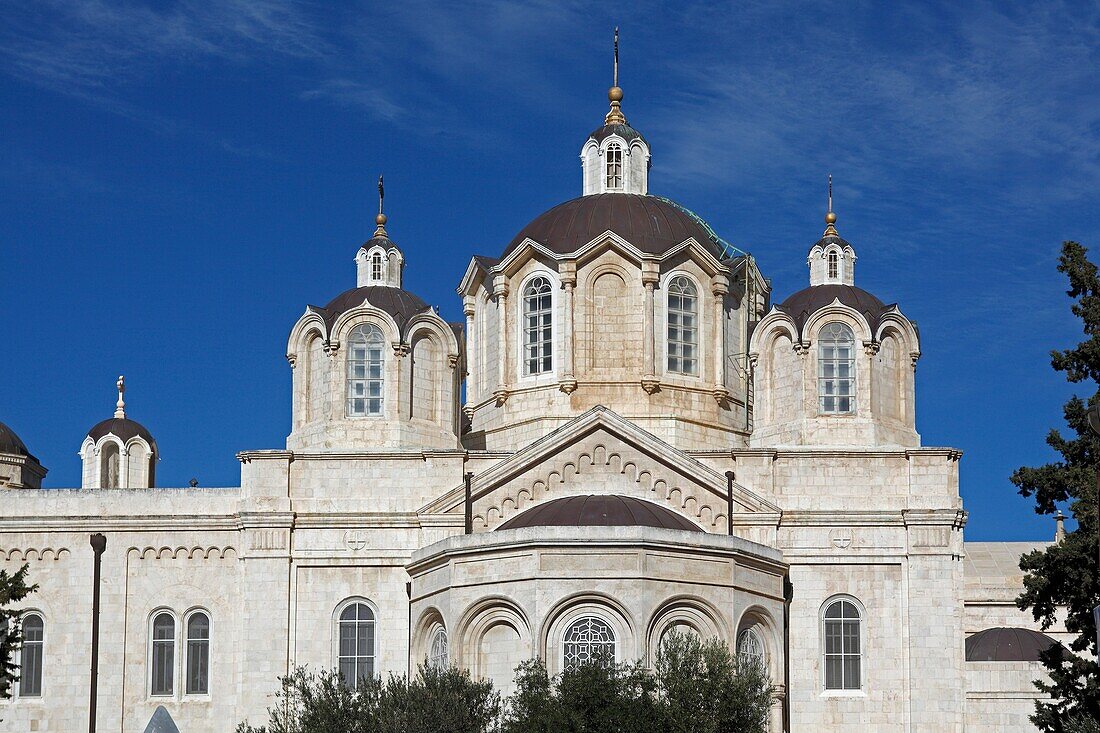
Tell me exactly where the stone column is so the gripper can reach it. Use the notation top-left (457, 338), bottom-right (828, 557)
top-left (641, 264), bottom-right (660, 394)
top-left (463, 297), bottom-right (477, 411)
top-left (393, 342), bottom-right (411, 420)
top-left (493, 275), bottom-right (510, 404)
top-left (559, 263), bottom-right (577, 394)
top-left (712, 275), bottom-right (730, 403)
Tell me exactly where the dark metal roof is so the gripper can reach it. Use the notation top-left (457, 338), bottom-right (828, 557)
top-left (502, 194), bottom-right (726, 260)
top-left (311, 286), bottom-right (431, 333)
top-left (359, 234), bottom-right (401, 253)
top-left (777, 284), bottom-right (895, 331)
top-left (0, 421), bottom-right (34, 459)
top-left (812, 233), bottom-right (854, 250)
top-left (497, 494), bottom-right (703, 533)
top-left (588, 123), bottom-right (647, 146)
top-left (87, 417), bottom-right (157, 450)
top-left (965, 627), bottom-right (1062, 662)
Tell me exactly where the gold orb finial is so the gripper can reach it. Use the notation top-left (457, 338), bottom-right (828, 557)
top-left (825, 211), bottom-right (837, 225)
top-left (609, 86), bottom-right (623, 102)
top-left (376, 213), bottom-right (387, 226)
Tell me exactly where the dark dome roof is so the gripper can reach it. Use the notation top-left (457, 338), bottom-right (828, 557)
top-left (311, 286), bottom-right (431, 333)
top-left (0, 421), bottom-right (33, 459)
top-left (497, 495), bottom-right (702, 533)
top-left (87, 417), bottom-right (157, 450)
top-left (502, 194), bottom-right (726, 260)
top-left (965, 627), bottom-right (1062, 662)
top-left (359, 233), bottom-right (400, 252)
top-left (777, 284), bottom-right (895, 331)
top-left (588, 123), bottom-right (647, 146)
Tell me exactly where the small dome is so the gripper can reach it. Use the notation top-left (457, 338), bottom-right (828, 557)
top-left (777, 284), bottom-right (895, 332)
top-left (588, 122), bottom-right (647, 146)
top-left (87, 417), bottom-right (157, 450)
top-left (502, 194), bottom-right (727, 260)
top-left (311, 285), bottom-right (431, 333)
top-left (497, 494), bottom-right (702, 533)
top-left (965, 627), bottom-right (1062, 662)
top-left (359, 233), bottom-right (400, 254)
top-left (0, 421), bottom-right (33, 459)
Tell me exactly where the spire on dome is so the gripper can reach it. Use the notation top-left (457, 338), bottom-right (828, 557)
top-left (823, 173), bottom-right (839, 237)
top-left (605, 27), bottom-right (626, 126)
top-left (374, 174), bottom-right (388, 237)
top-left (115, 375), bottom-right (126, 419)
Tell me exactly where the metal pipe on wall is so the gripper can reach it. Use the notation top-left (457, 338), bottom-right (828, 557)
top-left (88, 533), bottom-right (106, 733)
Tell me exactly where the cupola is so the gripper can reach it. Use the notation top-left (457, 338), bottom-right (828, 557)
top-left (807, 175), bottom-right (857, 286)
top-left (79, 376), bottom-right (159, 489)
top-left (355, 175), bottom-right (405, 288)
top-left (580, 29), bottom-right (650, 196)
top-left (0, 421), bottom-right (47, 489)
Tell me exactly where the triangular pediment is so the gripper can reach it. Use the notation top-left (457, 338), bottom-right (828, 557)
top-left (423, 407), bottom-right (779, 533)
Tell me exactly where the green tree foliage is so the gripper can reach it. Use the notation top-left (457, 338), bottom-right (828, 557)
top-left (0, 563), bottom-right (37, 702)
top-left (1013, 241), bottom-right (1100, 730)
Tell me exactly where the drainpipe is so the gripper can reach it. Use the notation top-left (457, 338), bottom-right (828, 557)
top-left (89, 533), bottom-right (106, 733)
top-left (783, 575), bottom-right (793, 733)
top-left (724, 471), bottom-right (735, 535)
top-left (406, 582), bottom-right (413, 678)
top-left (464, 472), bottom-right (474, 534)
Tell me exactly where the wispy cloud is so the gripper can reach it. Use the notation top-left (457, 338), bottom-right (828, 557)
top-left (300, 79), bottom-right (406, 122)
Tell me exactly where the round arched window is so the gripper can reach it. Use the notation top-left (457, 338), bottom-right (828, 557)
top-left (563, 616), bottom-right (615, 669)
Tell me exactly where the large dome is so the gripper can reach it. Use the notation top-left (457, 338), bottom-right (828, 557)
top-left (0, 421), bottom-right (32, 458)
top-left (497, 494), bottom-right (702, 533)
top-left (502, 194), bottom-right (728, 260)
top-left (964, 627), bottom-right (1062, 662)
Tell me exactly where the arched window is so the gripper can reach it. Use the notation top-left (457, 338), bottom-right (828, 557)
top-left (823, 599), bottom-right (861, 690)
top-left (522, 276), bottom-right (553, 376)
top-left (150, 612), bottom-right (175, 696)
top-left (19, 613), bottom-right (44, 697)
top-left (429, 626), bottom-right (448, 669)
top-left (667, 276), bottom-right (699, 375)
top-left (371, 252), bottom-right (383, 282)
top-left (100, 442), bottom-right (120, 488)
top-left (347, 324), bottom-right (385, 416)
top-left (605, 143), bottom-right (623, 189)
top-left (338, 602), bottom-right (376, 688)
top-left (563, 616), bottom-right (615, 670)
top-left (185, 611), bottom-right (210, 695)
top-left (827, 251), bottom-right (839, 279)
top-left (737, 628), bottom-right (766, 671)
top-left (819, 322), bottom-right (855, 414)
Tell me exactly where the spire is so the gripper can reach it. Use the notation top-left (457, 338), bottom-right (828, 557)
top-left (114, 375), bottom-right (126, 419)
top-left (823, 173), bottom-right (839, 237)
top-left (374, 174), bottom-right (388, 237)
top-left (605, 27), bottom-right (626, 126)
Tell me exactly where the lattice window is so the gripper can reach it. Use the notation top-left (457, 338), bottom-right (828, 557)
top-left (523, 276), bottom-right (553, 376)
top-left (346, 324), bottom-right (385, 416)
top-left (429, 626), bottom-right (449, 669)
top-left (605, 144), bottom-right (623, 189)
top-left (818, 322), bottom-right (855, 414)
top-left (667, 276), bottom-right (699, 375)
top-left (371, 252), bottom-right (383, 282)
top-left (823, 599), bottom-right (861, 690)
top-left (827, 251), bottom-right (839, 279)
top-left (563, 616), bottom-right (615, 670)
top-left (338, 602), bottom-right (376, 688)
top-left (737, 628), bottom-right (766, 671)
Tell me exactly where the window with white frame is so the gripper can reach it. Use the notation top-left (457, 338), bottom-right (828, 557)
top-left (667, 276), bottom-right (699, 375)
top-left (818, 322), bottom-right (855, 414)
top-left (371, 252), bottom-right (383, 282)
top-left (346, 324), bottom-right (385, 416)
top-left (605, 143), bottom-right (623, 189)
top-left (737, 627), bottom-right (766, 672)
top-left (100, 441), bottom-right (120, 488)
top-left (522, 276), bottom-right (553, 376)
top-left (150, 611), bottom-right (175, 696)
top-left (338, 602), bottom-right (376, 688)
top-left (185, 611), bottom-right (210, 695)
top-left (563, 616), bottom-right (615, 670)
top-left (823, 599), bottom-right (861, 690)
top-left (827, 250), bottom-right (839, 280)
top-left (429, 626), bottom-right (448, 669)
top-left (18, 613), bottom-right (44, 697)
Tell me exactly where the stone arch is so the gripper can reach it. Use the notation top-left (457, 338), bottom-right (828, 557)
top-left (456, 597), bottom-right (531, 696)
top-left (646, 595), bottom-right (728, 664)
top-left (542, 592), bottom-right (637, 673)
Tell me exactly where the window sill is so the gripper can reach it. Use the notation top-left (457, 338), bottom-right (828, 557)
top-left (820, 689), bottom-right (866, 698)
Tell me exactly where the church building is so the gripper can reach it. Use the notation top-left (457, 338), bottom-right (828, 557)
top-left (0, 54), bottom-right (1067, 733)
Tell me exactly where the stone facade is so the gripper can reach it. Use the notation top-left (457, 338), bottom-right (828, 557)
top-left (0, 81), bottom-right (1066, 733)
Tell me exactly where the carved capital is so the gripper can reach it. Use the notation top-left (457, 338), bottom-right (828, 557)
top-left (558, 378), bottom-right (578, 394)
top-left (793, 341), bottom-right (811, 356)
top-left (710, 274), bottom-right (729, 296)
top-left (748, 353), bottom-right (759, 370)
top-left (393, 342), bottom-right (410, 357)
top-left (863, 340), bottom-right (880, 356)
top-left (463, 404), bottom-right (475, 420)
top-left (463, 303), bottom-right (476, 318)
top-left (286, 352), bottom-right (297, 368)
top-left (711, 387), bottom-right (731, 405)
top-left (323, 339), bottom-right (340, 356)
top-left (493, 387), bottom-right (510, 406)
top-left (447, 353), bottom-right (459, 369)
top-left (910, 350), bottom-right (921, 370)
top-left (641, 377), bottom-right (661, 394)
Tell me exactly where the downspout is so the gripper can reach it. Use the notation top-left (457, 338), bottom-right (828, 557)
top-left (88, 533), bottom-right (106, 733)
top-left (464, 472), bottom-right (474, 534)
top-left (724, 471), bottom-right (735, 535)
top-left (406, 582), bottom-right (413, 678)
top-left (783, 574), bottom-right (793, 733)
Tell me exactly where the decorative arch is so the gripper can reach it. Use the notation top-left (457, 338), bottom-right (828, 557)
top-left (735, 605), bottom-right (782, 680)
top-left (541, 592), bottom-right (636, 673)
top-left (646, 595), bottom-right (728, 664)
top-left (661, 270), bottom-right (704, 378)
top-left (412, 606), bottom-right (448, 667)
top-left (455, 597), bottom-right (531, 691)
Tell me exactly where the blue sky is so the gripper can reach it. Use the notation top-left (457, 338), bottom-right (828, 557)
top-left (2, 1), bottom-right (1098, 541)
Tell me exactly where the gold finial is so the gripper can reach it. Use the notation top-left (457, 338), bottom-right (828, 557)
top-left (374, 174), bottom-right (388, 236)
top-left (114, 375), bottom-right (126, 419)
top-left (605, 27), bottom-right (626, 126)
top-left (823, 174), bottom-right (839, 236)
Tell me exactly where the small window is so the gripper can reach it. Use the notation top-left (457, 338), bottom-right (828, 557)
top-left (605, 144), bottom-right (623, 189)
top-left (563, 616), bottom-right (615, 670)
top-left (150, 612), bottom-right (175, 696)
top-left (522, 276), bottom-right (553, 376)
top-left (429, 626), bottom-right (448, 669)
top-left (100, 442), bottom-right (120, 488)
top-left (823, 599), bottom-right (861, 690)
top-left (819, 322), bottom-right (855, 414)
top-left (827, 251), bottom-right (839, 279)
top-left (737, 628), bottom-right (766, 672)
top-left (667, 276), bottom-right (699, 375)
top-left (185, 612), bottom-right (210, 695)
top-left (18, 613), bottom-right (44, 697)
top-left (338, 602), bottom-right (376, 688)
top-left (346, 324), bottom-right (385, 416)
top-left (371, 252), bottom-right (383, 282)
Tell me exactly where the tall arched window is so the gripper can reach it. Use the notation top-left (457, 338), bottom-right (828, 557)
top-left (819, 322), bottom-right (855, 414)
top-left (737, 628), bottom-right (766, 672)
top-left (19, 613), bottom-right (44, 697)
top-left (563, 616), bottom-right (615, 670)
top-left (823, 598), bottom-right (862, 690)
top-left (371, 252), bottom-right (383, 282)
top-left (347, 324), bottom-right (385, 416)
top-left (605, 143), bottom-right (623, 189)
top-left (827, 250), bottom-right (839, 279)
top-left (150, 612), bottom-right (176, 696)
top-left (429, 626), bottom-right (449, 669)
top-left (185, 611), bottom-right (210, 695)
top-left (100, 442), bottom-right (120, 488)
top-left (667, 276), bottom-right (699, 375)
top-left (523, 276), bottom-right (553, 376)
top-left (338, 602), bottom-right (376, 688)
